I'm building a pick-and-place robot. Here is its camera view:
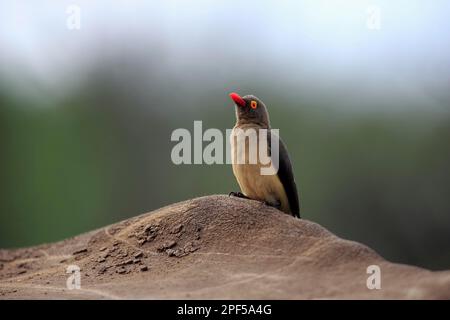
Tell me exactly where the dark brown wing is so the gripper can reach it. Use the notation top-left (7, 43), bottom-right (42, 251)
top-left (268, 130), bottom-right (300, 218)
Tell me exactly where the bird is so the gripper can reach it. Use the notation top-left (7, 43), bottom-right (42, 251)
top-left (228, 92), bottom-right (300, 218)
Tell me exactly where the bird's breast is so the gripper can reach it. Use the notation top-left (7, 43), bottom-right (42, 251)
top-left (230, 126), bottom-right (291, 214)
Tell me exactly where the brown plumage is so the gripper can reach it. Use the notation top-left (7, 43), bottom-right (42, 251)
top-left (229, 93), bottom-right (300, 218)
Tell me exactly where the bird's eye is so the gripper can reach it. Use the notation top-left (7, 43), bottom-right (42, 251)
top-left (250, 100), bottom-right (257, 109)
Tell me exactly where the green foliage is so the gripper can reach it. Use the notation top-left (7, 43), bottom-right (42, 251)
top-left (1, 72), bottom-right (449, 270)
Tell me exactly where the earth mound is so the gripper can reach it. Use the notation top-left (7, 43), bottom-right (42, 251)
top-left (1, 195), bottom-right (449, 299)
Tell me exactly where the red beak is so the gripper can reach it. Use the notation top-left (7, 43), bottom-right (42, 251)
top-left (229, 92), bottom-right (246, 107)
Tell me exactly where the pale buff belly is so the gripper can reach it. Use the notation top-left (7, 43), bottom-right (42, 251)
top-left (230, 127), bottom-right (291, 214)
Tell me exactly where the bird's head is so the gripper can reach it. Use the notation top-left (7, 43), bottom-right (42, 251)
top-left (229, 92), bottom-right (270, 128)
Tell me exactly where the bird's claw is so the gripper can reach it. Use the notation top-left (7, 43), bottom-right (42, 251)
top-left (264, 200), bottom-right (281, 210)
top-left (229, 191), bottom-right (250, 199)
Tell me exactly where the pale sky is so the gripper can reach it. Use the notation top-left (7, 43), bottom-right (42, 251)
top-left (1, 0), bottom-right (449, 111)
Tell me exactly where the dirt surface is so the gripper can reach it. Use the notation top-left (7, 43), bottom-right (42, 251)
top-left (1, 195), bottom-right (449, 299)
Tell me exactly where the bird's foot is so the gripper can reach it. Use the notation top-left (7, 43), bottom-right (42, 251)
top-left (228, 191), bottom-right (250, 199)
top-left (264, 200), bottom-right (281, 210)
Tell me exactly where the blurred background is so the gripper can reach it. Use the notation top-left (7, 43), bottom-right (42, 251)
top-left (1, 0), bottom-right (450, 270)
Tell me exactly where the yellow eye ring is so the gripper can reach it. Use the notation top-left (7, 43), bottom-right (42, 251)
top-left (250, 100), bottom-right (257, 109)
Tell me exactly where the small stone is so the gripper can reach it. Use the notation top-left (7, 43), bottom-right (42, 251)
top-left (140, 266), bottom-right (148, 272)
top-left (98, 267), bottom-right (108, 274)
top-left (171, 224), bottom-right (183, 234)
top-left (99, 247), bottom-right (107, 252)
top-left (157, 240), bottom-right (177, 252)
top-left (134, 252), bottom-right (144, 259)
top-left (166, 240), bottom-right (177, 249)
top-left (116, 267), bottom-right (126, 274)
top-left (72, 248), bottom-right (88, 255)
top-left (184, 242), bottom-right (198, 253)
top-left (133, 259), bottom-right (141, 264)
top-left (166, 249), bottom-right (175, 257)
top-left (144, 224), bottom-right (159, 234)
top-left (189, 246), bottom-right (199, 253)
